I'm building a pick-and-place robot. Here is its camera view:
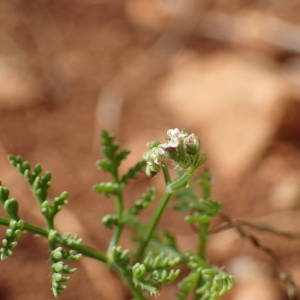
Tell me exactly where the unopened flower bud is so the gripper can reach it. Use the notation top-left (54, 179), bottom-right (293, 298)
top-left (184, 133), bottom-right (200, 155)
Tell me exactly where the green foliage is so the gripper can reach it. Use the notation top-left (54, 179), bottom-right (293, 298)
top-left (8, 155), bottom-right (51, 204)
top-left (0, 186), bottom-right (10, 204)
top-left (94, 130), bottom-right (145, 196)
top-left (0, 129), bottom-right (233, 299)
top-left (0, 183), bottom-right (24, 261)
top-left (174, 170), bottom-right (221, 223)
top-left (4, 198), bottom-right (19, 220)
top-left (50, 242), bottom-right (81, 297)
top-left (111, 246), bottom-right (131, 267)
top-left (102, 213), bottom-right (119, 229)
top-left (121, 160), bottom-right (146, 185)
top-left (96, 130), bottom-right (129, 177)
top-left (8, 155), bottom-right (69, 223)
top-left (128, 188), bottom-right (156, 216)
top-left (0, 219), bottom-right (24, 260)
top-left (132, 252), bottom-right (181, 296)
top-left (4, 156), bottom-right (82, 297)
top-left (178, 253), bottom-right (233, 300)
top-left (94, 182), bottom-right (121, 198)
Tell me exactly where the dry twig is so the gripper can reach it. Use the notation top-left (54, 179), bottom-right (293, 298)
top-left (218, 214), bottom-right (298, 300)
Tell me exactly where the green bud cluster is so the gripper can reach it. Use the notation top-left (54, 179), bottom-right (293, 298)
top-left (8, 155), bottom-right (69, 223)
top-left (8, 155), bottom-right (51, 204)
top-left (128, 188), bottom-right (156, 216)
top-left (0, 219), bottom-right (24, 260)
top-left (143, 252), bottom-right (180, 269)
top-left (51, 246), bottom-right (82, 261)
top-left (102, 214), bottom-right (119, 228)
top-left (60, 233), bottom-right (83, 247)
top-left (40, 192), bottom-right (69, 220)
top-left (132, 252), bottom-right (181, 296)
top-left (0, 187), bottom-right (20, 220)
top-left (94, 131), bottom-right (145, 201)
top-left (50, 246), bottom-right (80, 297)
top-left (178, 252), bottom-right (233, 300)
top-left (6, 157), bottom-right (81, 297)
top-left (0, 185), bottom-right (24, 260)
top-left (94, 182), bottom-right (121, 198)
top-left (111, 246), bottom-right (131, 267)
top-left (49, 230), bottom-right (82, 297)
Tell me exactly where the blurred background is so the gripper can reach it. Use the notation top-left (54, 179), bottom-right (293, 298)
top-left (0, 0), bottom-right (300, 299)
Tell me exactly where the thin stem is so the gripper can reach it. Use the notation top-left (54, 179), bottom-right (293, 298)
top-left (135, 191), bottom-right (172, 261)
top-left (235, 219), bottom-right (300, 239)
top-left (211, 215), bottom-right (300, 239)
top-left (0, 217), bottom-right (108, 263)
top-left (198, 222), bottom-right (209, 259)
top-left (124, 278), bottom-right (146, 300)
top-left (220, 214), bottom-right (298, 300)
top-left (162, 164), bottom-right (171, 184)
top-left (167, 172), bottom-right (192, 194)
top-left (112, 263), bottom-right (146, 300)
top-left (0, 217), bottom-right (145, 298)
top-left (64, 240), bottom-right (108, 263)
top-left (46, 217), bottom-right (55, 231)
top-left (135, 172), bottom-right (193, 261)
top-left (107, 168), bottom-right (124, 255)
top-left (107, 193), bottom-right (124, 254)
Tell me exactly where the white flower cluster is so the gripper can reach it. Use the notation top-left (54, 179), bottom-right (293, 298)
top-left (161, 128), bottom-right (187, 150)
top-left (143, 129), bottom-right (200, 176)
top-left (162, 129), bottom-right (199, 153)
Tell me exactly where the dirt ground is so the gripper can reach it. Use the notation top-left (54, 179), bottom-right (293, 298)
top-left (0, 1), bottom-right (300, 299)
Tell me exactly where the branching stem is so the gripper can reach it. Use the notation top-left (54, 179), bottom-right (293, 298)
top-left (0, 217), bottom-right (108, 263)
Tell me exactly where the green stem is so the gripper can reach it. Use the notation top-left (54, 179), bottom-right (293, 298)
top-left (0, 217), bottom-right (145, 298)
top-left (107, 191), bottom-right (124, 255)
top-left (135, 191), bottom-right (172, 261)
top-left (194, 222), bottom-right (210, 300)
top-left (124, 278), bottom-right (146, 300)
top-left (46, 217), bottom-right (55, 231)
top-left (0, 217), bottom-right (108, 263)
top-left (107, 166), bottom-right (124, 255)
top-left (162, 164), bottom-right (171, 184)
top-left (167, 172), bottom-right (192, 194)
top-left (111, 263), bottom-right (146, 300)
top-left (198, 222), bottom-right (209, 260)
top-left (135, 172), bottom-right (193, 261)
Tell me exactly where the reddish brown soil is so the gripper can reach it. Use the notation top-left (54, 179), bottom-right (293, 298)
top-left (0, 1), bottom-right (300, 300)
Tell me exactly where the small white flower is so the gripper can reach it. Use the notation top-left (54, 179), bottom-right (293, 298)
top-left (150, 147), bottom-right (166, 164)
top-left (162, 128), bottom-right (188, 149)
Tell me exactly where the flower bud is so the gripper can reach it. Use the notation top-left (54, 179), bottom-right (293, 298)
top-left (184, 133), bottom-right (200, 155)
